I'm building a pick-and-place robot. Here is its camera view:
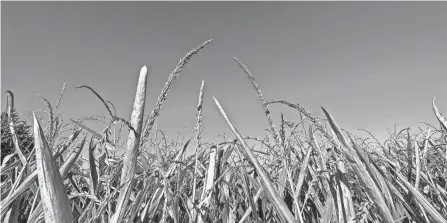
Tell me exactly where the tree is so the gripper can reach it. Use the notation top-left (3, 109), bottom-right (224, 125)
top-left (1, 111), bottom-right (34, 163)
top-left (1, 91), bottom-right (35, 223)
top-left (1, 91), bottom-right (34, 175)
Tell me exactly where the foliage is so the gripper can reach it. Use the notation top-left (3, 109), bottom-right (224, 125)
top-left (1, 109), bottom-right (34, 170)
top-left (1, 40), bottom-right (447, 223)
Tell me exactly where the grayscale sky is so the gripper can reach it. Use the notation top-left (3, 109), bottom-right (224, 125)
top-left (2, 2), bottom-right (447, 147)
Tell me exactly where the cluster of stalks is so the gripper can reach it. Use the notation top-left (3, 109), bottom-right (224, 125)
top-left (1, 39), bottom-right (447, 223)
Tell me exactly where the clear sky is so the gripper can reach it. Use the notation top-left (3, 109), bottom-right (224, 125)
top-left (2, 2), bottom-right (447, 148)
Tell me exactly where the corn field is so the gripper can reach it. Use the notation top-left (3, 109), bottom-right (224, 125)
top-left (1, 39), bottom-right (447, 223)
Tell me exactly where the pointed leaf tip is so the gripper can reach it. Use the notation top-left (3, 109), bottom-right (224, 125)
top-left (320, 107), bottom-right (330, 117)
top-left (141, 65), bottom-right (148, 74)
top-left (432, 97), bottom-right (447, 130)
top-left (33, 113), bottom-right (43, 136)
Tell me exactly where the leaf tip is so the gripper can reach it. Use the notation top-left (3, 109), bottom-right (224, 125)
top-left (141, 65), bottom-right (148, 74)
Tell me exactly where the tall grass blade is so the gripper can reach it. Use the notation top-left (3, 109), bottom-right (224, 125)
top-left (432, 98), bottom-right (447, 130)
top-left (33, 113), bottom-right (74, 223)
top-left (88, 136), bottom-right (99, 196)
top-left (0, 136), bottom-right (85, 216)
top-left (239, 187), bottom-right (264, 223)
top-left (321, 107), bottom-right (395, 223)
top-left (214, 96), bottom-right (297, 223)
top-left (320, 196), bottom-right (334, 223)
top-left (112, 66), bottom-right (148, 222)
top-left (414, 141), bottom-right (421, 189)
top-left (396, 172), bottom-right (447, 223)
